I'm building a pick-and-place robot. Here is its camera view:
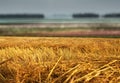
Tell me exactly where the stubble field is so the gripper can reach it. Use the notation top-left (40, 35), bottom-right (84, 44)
top-left (0, 37), bottom-right (120, 83)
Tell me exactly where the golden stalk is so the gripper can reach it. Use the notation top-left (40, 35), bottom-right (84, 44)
top-left (46, 55), bottom-right (63, 81)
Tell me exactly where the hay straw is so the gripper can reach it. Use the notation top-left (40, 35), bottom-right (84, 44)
top-left (0, 73), bottom-right (6, 83)
top-left (63, 69), bottom-right (78, 83)
top-left (0, 57), bottom-right (13, 65)
top-left (53, 64), bottom-right (80, 83)
top-left (74, 60), bottom-right (117, 82)
top-left (46, 55), bottom-right (63, 81)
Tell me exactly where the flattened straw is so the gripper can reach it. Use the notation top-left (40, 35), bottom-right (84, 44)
top-left (46, 55), bottom-right (63, 81)
top-left (0, 58), bottom-right (13, 65)
top-left (53, 64), bottom-right (80, 83)
top-left (74, 60), bottom-right (117, 82)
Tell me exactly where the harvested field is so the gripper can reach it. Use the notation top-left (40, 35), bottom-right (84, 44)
top-left (0, 27), bottom-right (120, 37)
top-left (26, 30), bottom-right (120, 37)
top-left (0, 37), bottom-right (120, 83)
top-left (0, 23), bottom-right (120, 37)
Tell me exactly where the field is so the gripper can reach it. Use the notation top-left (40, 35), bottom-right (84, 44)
top-left (0, 23), bottom-right (120, 37)
top-left (0, 37), bottom-right (120, 83)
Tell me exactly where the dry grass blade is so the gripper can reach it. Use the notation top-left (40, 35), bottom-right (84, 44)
top-left (0, 58), bottom-right (13, 65)
top-left (85, 71), bottom-right (101, 82)
top-left (0, 73), bottom-right (6, 83)
top-left (46, 55), bottom-right (63, 81)
top-left (69, 77), bottom-right (75, 83)
top-left (0, 58), bottom-right (13, 83)
top-left (74, 60), bottom-right (117, 82)
top-left (53, 64), bottom-right (80, 83)
top-left (64, 69), bottom-right (78, 83)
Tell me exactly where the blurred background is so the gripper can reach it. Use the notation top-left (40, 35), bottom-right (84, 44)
top-left (0, 0), bottom-right (120, 37)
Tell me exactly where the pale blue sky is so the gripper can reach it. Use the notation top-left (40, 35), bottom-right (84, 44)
top-left (0, 0), bottom-right (120, 15)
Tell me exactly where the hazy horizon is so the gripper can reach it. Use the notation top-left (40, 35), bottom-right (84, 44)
top-left (0, 0), bottom-right (120, 15)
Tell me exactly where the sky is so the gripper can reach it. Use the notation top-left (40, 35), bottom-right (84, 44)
top-left (0, 0), bottom-right (120, 15)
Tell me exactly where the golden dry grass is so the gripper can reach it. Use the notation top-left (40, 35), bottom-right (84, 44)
top-left (0, 37), bottom-right (120, 83)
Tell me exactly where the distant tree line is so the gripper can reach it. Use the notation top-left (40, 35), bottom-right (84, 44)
top-left (0, 13), bottom-right (120, 19)
top-left (72, 13), bottom-right (120, 18)
top-left (103, 13), bottom-right (120, 18)
top-left (0, 14), bottom-right (44, 18)
top-left (72, 13), bottom-right (99, 18)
